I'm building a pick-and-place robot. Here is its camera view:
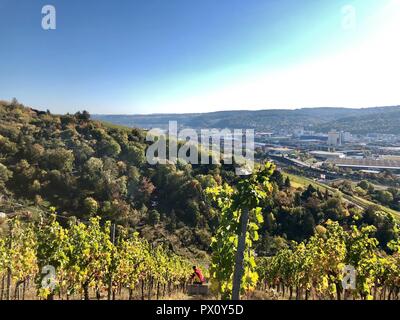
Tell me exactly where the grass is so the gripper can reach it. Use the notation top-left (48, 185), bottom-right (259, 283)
top-left (283, 173), bottom-right (334, 192)
top-left (283, 172), bottom-right (400, 222)
top-left (96, 120), bottom-right (137, 132)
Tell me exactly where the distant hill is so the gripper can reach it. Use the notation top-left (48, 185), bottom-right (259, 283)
top-left (314, 108), bottom-right (400, 134)
top-left (93, 106), bottom-right (400, 134)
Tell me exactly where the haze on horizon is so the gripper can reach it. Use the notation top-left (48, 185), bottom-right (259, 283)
top-left (0, 0), bottom-right (400, 115)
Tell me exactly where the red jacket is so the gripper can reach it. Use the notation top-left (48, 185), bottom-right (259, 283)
top-left (192, 268), bottom-right (205, 283)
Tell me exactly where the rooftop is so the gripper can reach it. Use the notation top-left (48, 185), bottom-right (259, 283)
top-left (330, 158), bottom-right (400, 170)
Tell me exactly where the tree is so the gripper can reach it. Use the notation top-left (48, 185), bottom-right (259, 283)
top-left (124, 143), bottom-right (145, 167)
top-left (0, 163), bottom-right (12, 191)
top-left (44, 148), bottom-right (74, 172)
top-left (285, 176), bottom-right (291, 188)
top-left (137, 177), bottom-right (155, 205)
top-left (10, 97), bottom-right (19, 107)
top-left (271, 170), bottom-right (284, 189)
top-left (302, 184), bottom-right (317, 200)
top-left (75, 110), bottom-right (90, 121)
top-left (148, 209), bottom-right (160, 226)
top-left (376, 190), bottom-right (393, 206)
top-left (358, 180), bottom-right (370, 190)
top-left (83, 197), bottom-right (99, 216)
top-left (98, 138), bottom-right (121, 158)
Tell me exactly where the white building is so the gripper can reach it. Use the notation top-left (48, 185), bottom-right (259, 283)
top-left (328, 131), bottom-right (342, 146)
top-left (342, 132), bottom-right (353, 143)
top-left (310, 151), bottom-right (346, 160)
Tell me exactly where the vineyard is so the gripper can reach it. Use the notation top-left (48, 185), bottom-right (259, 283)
top-left (0, 210), bottom-right (194, 300)
top-left (257, 221), bottom-right (400, 300)
top-left (0, 101), bottom-right (399, 301)
top-left (207, 165), bottom-right (400, 301)
top-left (2, 164), bottom-right (400, 300)
top-left (2, 212), bottom-right (400, 300)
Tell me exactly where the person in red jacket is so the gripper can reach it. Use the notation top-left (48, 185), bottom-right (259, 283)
top-left (190, 266), bottom-right (205, 285)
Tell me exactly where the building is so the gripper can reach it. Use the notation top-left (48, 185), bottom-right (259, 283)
top-left (342, 132), bottom-right (353, 143)
top-left (267, 147), bottom-right (295, 156)
top-left (310, 151), bottom-right (346, 160)
top-left (329, 158), bottom-right (400, 172)
top-left (299, 135), bottom-right (328, 142)
top-left (293, 128), bottom-right (304, 137)
top-left (327, 131), bottom-right (342, 146)
top-left (341, 150), bottom-right (365, 159)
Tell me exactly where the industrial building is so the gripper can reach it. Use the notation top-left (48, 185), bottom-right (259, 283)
top-left (310, 151), bottom-right (346, 160)
top-left (329, 158), bottom-right (400, 172)
top-left (327, 131), bottom-right (341, 146)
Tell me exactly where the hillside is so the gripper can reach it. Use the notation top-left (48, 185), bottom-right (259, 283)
top-left (0, 101), bottom-right (394, 251)
top-left (93, 106), bottom-right (400, 134)
top-left (1, 99), bottom-right (399, 254)
top-left (1, 99), bottom-right (400, 301)
top-left (315, 108), bottom-right (400, 134)
top-left (0, 99), bottom-right (223, 259)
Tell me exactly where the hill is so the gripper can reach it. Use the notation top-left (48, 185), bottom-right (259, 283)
top-left (93, 106), bottom-right (400, 134)
top-left (1, 99), bottom-right (398, 257)
top-left (0, 99), bottom-right (222, 259)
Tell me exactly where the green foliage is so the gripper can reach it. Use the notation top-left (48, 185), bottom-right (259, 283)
top-left (0, 101), bottom-right (228, 249)
top-left (257, 220), bottom-right (399, 300)
top-left (1, 101), bottom-right (400, 301)
top-left (36, 211), bottom-right (70, 298)
top-left (0, 209), bottom-right (194, 300)
top-left (0, 218), bottom-right (38, 298)
top-left (0, 163), bottom-right (12, 191)
top-left (83, 197), bottom-right (99, 216)
top-left (148, 209), bottom-right (161, 226)
top-left (206, 163), bottom-right (274, 299)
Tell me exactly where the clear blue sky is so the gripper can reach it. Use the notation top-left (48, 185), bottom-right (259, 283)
top-left (0, 0), bottom-right (399, 114)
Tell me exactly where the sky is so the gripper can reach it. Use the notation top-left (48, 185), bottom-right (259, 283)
top-left (0, 0), bottom-right (399, 114)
